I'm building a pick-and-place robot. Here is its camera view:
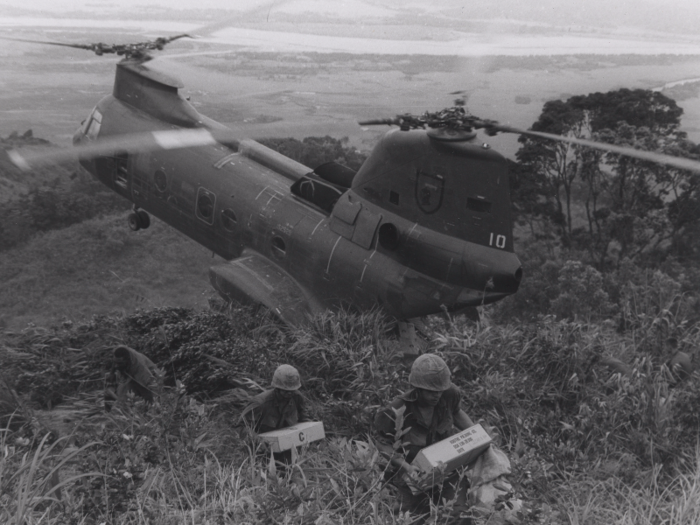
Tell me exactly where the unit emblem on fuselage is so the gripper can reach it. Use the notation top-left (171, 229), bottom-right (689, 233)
top-left (415, 170), bottom-right (444, 214)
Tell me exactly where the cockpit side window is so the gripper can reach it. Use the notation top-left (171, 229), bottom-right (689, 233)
top-left (290, 173), bottom-right (344, 214)
top-left (85, 109), bottom-right (103, 140)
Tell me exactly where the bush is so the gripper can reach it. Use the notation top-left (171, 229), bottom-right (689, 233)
top-left (259, 136), bottom-right (367, 171)
top-left (551, 260), bottom-right (615, 321)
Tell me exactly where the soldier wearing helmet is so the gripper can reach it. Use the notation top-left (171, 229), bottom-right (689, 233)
top-left (374, 353), bottom-right (474, 519)
top-left (242, 364), bottom-right (308, 462)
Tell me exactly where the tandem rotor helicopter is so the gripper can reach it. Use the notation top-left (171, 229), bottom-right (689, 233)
top-left (7, 34), bottom-right (700, 327)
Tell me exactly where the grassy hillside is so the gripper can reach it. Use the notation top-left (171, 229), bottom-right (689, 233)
top-left (0, 306), bottom-right (699, 524)
top-left (1, 133), bottom-right (698, 524)
top-left (0, 212), bottom-right (215, 330)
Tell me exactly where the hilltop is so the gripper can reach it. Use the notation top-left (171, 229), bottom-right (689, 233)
top-left (1, 126), bottom-right (699, 523)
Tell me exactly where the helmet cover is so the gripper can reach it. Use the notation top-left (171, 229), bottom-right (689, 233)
top-left (409, 354), bottom-right (451, 391)
top-left (271, 364), bottom-right (301, 391)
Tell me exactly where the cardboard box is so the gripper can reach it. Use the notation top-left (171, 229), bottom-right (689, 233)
top-left (412, 424), bottom-right (492, 477)
top-left (258, 421), bottom-right (325, 452)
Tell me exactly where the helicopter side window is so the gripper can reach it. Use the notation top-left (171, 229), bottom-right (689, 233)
top-left (290, 174), bottom-right (344, 214)
top-left (272, 236), bottom-right (286, 258)
top-left (196, 188), bottom-right (216, 225)
top-left (221, 209), bottom-right (237, 231)
top-left (467, 197), bottom-right (492, 214)
top-left (389, 191), bottom-right (400, 205)
top-left (85, 110), bottom-right (102, 139)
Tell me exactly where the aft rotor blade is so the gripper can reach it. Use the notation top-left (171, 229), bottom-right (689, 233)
top-left (497, 125), bottom-right (700, 173)
top-left (8, 129), bottom-right (241, 171)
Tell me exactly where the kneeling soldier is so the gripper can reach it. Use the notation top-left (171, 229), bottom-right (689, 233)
top-left (374, 353), bottom-right (474, 521)
top-left (104, 345), bottom-right (161, 411)
top-left (242, 364), bottom-right (307, 464)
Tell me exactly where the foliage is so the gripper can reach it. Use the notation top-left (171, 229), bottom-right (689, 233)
top-left (282, 308), bottom-right (397, 435)
top-left (550, 260), bottom-right (615, 321)
top-left (0, 178), bottom-right (130, 252)
top-left (514, 88), bottom-right (700, 269)
top-left (2, 304), bottom-right (699, 523)
top-left (122, 306), bottom-right (285, 396)
top-left (0, 430), bottom-right (102, 525)
top-left (493, 241), bottom-right (700, 328)
top-left (259, 135), bottom-right (367, 172)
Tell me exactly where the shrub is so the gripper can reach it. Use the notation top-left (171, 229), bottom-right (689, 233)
top-left (551, 260), bottom-right (615, 321)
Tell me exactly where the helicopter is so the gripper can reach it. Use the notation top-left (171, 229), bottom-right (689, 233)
top-left (7, 35), bottom-right (700, 327)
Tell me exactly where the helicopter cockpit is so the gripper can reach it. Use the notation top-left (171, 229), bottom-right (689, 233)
top-left (290, 161), bottom-right (356, 214)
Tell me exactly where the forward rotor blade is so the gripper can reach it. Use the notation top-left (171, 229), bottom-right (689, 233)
top-left (8, 129), bottom-right (241, 171)
top-left (497, 125), bottom-right (700, 173)
top-left (1, 34), bottom-right (192, 58)
top-left (0, 36), bottom-right (96, 50)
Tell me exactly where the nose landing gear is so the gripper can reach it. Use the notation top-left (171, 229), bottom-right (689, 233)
top-left (128, 209), bottom-right (151, 231)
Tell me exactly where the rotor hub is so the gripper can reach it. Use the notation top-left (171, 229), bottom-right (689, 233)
top-left (427, 128), bottom-right (477, 142)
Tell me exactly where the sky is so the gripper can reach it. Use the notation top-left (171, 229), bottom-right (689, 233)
top-left (0, 0), bottom-right (695, 9)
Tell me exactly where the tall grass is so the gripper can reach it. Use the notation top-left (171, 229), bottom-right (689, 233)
top-left (0, 430), bottom-right (102, 525)
top-left (1, 306), bottom-right (699, 523)
top-left (558, 449), bottom-right (700, 525)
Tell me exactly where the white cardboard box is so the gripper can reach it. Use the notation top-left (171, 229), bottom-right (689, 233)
top-left (412, 424), bottom-right (492, 476)
top-left (258, 421), bottom-right (325, 452)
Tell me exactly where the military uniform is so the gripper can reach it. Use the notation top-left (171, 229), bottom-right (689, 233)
top-left (374, 354), bottom-right (473, 522)
top-left (241, 364), bottom-right (307, 465)
top-left (375, 384), bottom-right (464, 463)
top-left (105, 346), bottom-right (161, 410)
top-left (375, 385), bottom-right (471, 518)
top-left (242, 388), bottom-right (307, 434)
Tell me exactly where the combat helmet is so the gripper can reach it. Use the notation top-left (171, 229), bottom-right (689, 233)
top-left (409, 354), bottom-right (451, 391)
top-left (271, 364), bottom-right (302, 391)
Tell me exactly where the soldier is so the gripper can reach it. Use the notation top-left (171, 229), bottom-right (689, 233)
top-left (104, 345), bottom-right (161, 411)
top-left (374, 353), bottom-right (474, 521)
top-left (241, 364), bottom-right (308, 464)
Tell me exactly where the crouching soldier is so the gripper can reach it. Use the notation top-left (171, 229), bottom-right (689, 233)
top-left (241, 364), bottom-right (307, 464)
top-left (374, 353), bottom-right (474, 522)
top-left (104, 345), bottom-right (161, 411)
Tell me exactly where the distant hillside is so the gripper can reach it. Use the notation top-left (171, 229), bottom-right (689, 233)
top-left (0, 212), bottom-right (216, 330)
top-left (0, 130), bottom-right (72, 202)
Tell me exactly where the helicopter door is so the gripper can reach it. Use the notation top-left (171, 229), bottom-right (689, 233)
top-left (113, 153), bottom-right (129, 191)
top-left (94, 152), bottom-right (130, 197)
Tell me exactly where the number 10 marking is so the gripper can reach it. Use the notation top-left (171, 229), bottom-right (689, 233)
top-left (489, 233), bottom-right (506, 249)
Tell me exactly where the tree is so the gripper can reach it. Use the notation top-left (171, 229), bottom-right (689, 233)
top-left (259, 136), bottom-right (367, 172)
top-left (515, 99), bottom-right (587, 243)
top-left (515, 89), bottom-right (700, 269)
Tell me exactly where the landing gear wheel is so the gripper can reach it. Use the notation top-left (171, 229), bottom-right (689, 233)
top-left (136, 210), bottom-right (150, 229)
top-left (128, 212), bottom-right (141, 231)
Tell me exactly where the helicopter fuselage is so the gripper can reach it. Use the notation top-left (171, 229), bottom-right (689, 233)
top-left (74, 60), bottom-right (521, 324)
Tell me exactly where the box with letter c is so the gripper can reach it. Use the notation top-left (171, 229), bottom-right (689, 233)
top-left (258, 421), bottom-right (326, 452)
